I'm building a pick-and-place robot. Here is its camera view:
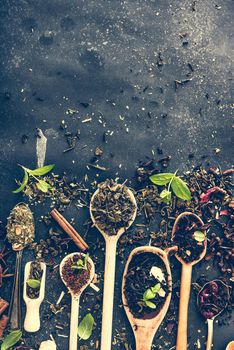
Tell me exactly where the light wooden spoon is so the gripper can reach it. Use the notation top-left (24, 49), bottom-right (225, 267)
top-left (90, 183), bottom-right (137, 350)
top-left (172, 211), bottom-right (207, 350)
top-left (60, 253), bottom-right (95, 350)
top-left (122, 246), bottom-right (176, 350)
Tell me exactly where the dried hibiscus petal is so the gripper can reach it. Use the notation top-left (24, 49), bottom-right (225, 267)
top-left (200, 187), bottom-right (226, 203)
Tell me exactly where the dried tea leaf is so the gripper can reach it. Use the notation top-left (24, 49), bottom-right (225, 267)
top-left (78, 313), bottom-right (94, 340)
top-left (13, 169), bottom-right (29, 193)
top-left (1, 330), bottom-right (22, 350)
top-left (150, 173), bottom-right (174, 185)
top-left (171, 177), bottom-right (191, 201)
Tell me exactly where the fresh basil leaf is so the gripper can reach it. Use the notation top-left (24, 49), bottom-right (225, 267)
top-left (1, 330), bottom-right (22, 350)
top-left (12, 169), bottom-right (29, 193)
top-left (193, 230), bottom-right (206, 242)
top-left (143, 289), bottom-right (155, 301)
top-left (36, 180), bottom-right (52, 193)
top-left (160, 189), bottom-right (172, 204)
top-left (27, 279), bottom-right (41, 289)
top-left (29, 164), bottom-right (55, 176)
top-left (78, 313), bottom-right (94, 340)
top-left (145, 300), bottom-right (156, 309)
top-left (149, 173), bottom-right (174, 185)
top-left (151, 283), bottom-right (161, 294)
top-left (171, 177), bottom-right (191, 201)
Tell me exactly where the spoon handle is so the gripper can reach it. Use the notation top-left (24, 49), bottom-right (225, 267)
top-left (101, 238), bottom-right (117, 350)
top-left (9, 250), bottom-right (22, 330)
top-left (70, 296), bottom-right (79, 350)
top-left (206, 318), bottom-right (214, 350)
top-left (176, 264), bottom-right (192, 350)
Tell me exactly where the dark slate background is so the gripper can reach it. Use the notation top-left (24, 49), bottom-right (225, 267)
top-left (0, 0), bottom-right (233, 349)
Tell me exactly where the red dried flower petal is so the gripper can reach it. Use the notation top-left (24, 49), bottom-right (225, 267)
top-left (200, 187), bottom-right (226, 203)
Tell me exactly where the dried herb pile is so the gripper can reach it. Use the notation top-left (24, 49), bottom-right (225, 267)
top-left (91, 179), bottom-right (136, 235)
top-left (61, 254), bottom-right (91, 295)
top-left (26, 261), bottom-right (43, 299)
top-left (124, 252), bottom-right (169, 318)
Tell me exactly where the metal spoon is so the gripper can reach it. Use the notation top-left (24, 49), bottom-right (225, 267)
top-left (7, 203), bottom-right (35, 330)
top-left (171, 211), bottom-right (207, 350)
top-left (60, 253), bottom-right (95, 350)
top-left (197, 279), bottom-right (230, 350)
top-left (122, 246), bottom-right (176, 350)
top-left (90, 183), bottom-right (137, 350)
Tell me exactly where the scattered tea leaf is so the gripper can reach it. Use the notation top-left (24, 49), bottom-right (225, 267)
top-left (36, 180), bottom-right (52, 193)
top-left (12, 169), bottom-right (28, 193)
top-left (1, 330), bottom-right (22, 350)
top-left (27, 279), bottom-right (41, 289)
top-left (171, 177), bottom-right (191, 201)
top-left (28, 164), bottom-right (55, 176)
top-left (78, 313), bottom-right (94, 340)
top-left (193, 231), bottom-right (206, 242)
top-left (150, 173), bottom-right (174, 185)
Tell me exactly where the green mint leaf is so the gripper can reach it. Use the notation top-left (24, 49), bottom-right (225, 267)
top-left (27, 279), bottom-right (41, 289)
top-left (78, 313), bottom-right (94, 340)
top-left (171, 177), bottom-right (191, 201)
top-left (143, 289), bottom-right (155, 301)
top-left (1, 330), bottom-right (22, 350)
top-left (151, 283), bottom-right (161, 294)
top-left (28, 164), bottom-right (55, 176)
top-left (193, 231), bottom-right (206, 242)
top-left (159, 189), bottom-right (172, 204)
top-left (145, 300), bottom-right (157, 309)
top-left (12, 169), bottom-right (29, 193)
top-left (36, 180), bottom-right (52, 193)
top-left (149, 173), bottom-right (174, 185)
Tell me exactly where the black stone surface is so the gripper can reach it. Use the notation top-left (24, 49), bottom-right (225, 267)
top-left (0, 0), bottom-right (233, 349)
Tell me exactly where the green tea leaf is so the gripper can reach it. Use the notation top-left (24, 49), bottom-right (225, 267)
top-left (193, 231), bottom-right (206, 242)
top-left (160, 189), bottom-right (172, 204)
top-left (27, 279), bottom-right (41, 289)
top-left (1, 330), bottom-right (22, 350)
top-left (149, 173), bottom-right (174, 185)
top-left (151, 283), bottom-right (161, 294)
top-left (78, 313), bottom-right (94, 340)
top-left (84, 253), bottom-right (89, 269)
top-left (12, 169), bottom-right (29, 193)
top-left (143, 289), bottom-right (155, 301)
top-left (28, 164), bottom-right (55, 176)
top-left (145, 300), bottom-right (156, 309)
top-left (171, 177), bottom-right (191, 201)
top-left (36, 180), bottom-right (52, 193)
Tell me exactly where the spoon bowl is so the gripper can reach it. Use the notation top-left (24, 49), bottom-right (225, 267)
top-left (197, 279), bottom-right (230, 350)
top-left (172, 211), bottom-right (207, 350)
top-left (122, 246), bottom-right (175, 350)
top-left (90, 182), bottom-right (137, 350)
top-left (59, 252), bottom-right (95, 350)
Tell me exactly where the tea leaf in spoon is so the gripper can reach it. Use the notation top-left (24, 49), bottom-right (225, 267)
top-left (151, 283), bottom-right (161, 294)
top-left (1, 330), bottom-right (22, 350)
top-left (144, 300), bottom-right (157, 309)
top-left (12, 169), bottom-right (29, 193)
top-left (143, 289), bottom-right (155, 301)
top-left (78, 313), bottom-right (94, 340)
top-left (27, 279), bottom-right (41, 289)
top-left (193, 230), bottom-right (206, 242)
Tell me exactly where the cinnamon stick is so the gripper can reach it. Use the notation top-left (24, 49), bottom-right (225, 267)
top-left (50, 208), bottom-right (89, 251)
top-left (0, 298), bottom-right (9, 316)
top-left (0, 315), bottom-right (9, 337)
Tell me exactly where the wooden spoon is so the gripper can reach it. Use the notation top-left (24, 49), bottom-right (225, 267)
top-left (197, 279), bottom-right (230, 350)
top-left (226, 341), bottom-right (234, 350)
top-left (60, 253), bottom-right (95, 350)
top-left (90, 183), bottom-right (137, 350)
top-left (172, 211), bottom-right (207, 350)
top-left (122, 246), bottom-right (176, 350)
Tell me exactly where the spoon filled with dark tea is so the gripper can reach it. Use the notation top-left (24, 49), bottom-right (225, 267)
top-left (172, 211), bottom-right (207, 350)
top-left (7, 202), bottom-right (35, 330)
top-left (122, 246), bottom-right (175, 350)
top-left (197, 279), bottom-right (230, 350)
top-left (60, 252), bottom-right (95, 350)
top-left (90, 179), bottom-right (137, 350)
